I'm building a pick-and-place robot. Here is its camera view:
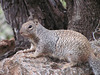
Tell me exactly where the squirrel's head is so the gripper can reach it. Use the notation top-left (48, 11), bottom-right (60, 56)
top-left (20, 19), bottom-right (39, 38)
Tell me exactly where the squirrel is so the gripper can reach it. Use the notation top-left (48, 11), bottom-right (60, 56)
top-left (20, 18), bottom-right (100, 75)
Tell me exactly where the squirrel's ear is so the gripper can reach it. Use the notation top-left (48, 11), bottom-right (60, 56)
top-left (33, 19), bottom-right (39, 25)
top-left (27, 13), bottom-right (41, 25)
top-left (27, 13), bottom-right (38, 21)
top-left (27, 13), bottom-right (38, 20)
top-left (27, 14), bottom-right (34, 21)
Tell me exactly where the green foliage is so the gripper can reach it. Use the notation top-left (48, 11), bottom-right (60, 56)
top-left (0, 6), bottom-right (13, 40)
top-left (60, 0), bottom-right (67, 9)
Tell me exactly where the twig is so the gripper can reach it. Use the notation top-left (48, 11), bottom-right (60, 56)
top-left (92, 21), bottom-right (100, 40)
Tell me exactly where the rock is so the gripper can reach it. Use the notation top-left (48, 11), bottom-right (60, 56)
top-left (0, 51), bottom-right (93, 75)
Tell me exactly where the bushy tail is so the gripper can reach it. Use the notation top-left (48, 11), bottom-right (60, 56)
top-left (89, 53), bottom-right (100, 75)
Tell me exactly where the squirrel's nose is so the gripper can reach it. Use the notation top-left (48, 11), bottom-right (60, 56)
top-left (20, 29), bottom-right (23, 35)
top-left (20, 31), bottom-right (23, 35)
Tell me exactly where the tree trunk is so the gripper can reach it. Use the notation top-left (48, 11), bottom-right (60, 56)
top-left (1, 0), bottom-right (68, 49)
top-left (1, 0), bottom-right (100, 48)
top-left (66, 0), bottom-right (100, 40)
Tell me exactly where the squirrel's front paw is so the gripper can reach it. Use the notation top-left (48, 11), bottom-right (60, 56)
top-left (23, 50), bottom-right (41, 58)
top-left (23, 49), bottom-right (35, 53)
top-left (23, 53), bottom-right (37, 58)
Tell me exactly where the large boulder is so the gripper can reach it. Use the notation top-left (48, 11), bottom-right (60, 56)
top-left (0, 50), bottom-right (93, 75)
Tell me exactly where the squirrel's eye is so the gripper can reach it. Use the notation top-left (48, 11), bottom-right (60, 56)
top-left (28, 25), bottom-right (32, 28)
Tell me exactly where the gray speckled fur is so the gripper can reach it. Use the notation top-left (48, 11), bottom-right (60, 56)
top-left (35, 24), bottom-right (91, 64)
top-left (20, 20), bottom-right (100, 75)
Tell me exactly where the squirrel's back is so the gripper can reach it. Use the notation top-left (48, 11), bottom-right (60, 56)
top-left (51, 30), bottom-right (91, 63)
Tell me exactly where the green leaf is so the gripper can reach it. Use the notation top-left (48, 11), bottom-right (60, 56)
top-left (60, 0), bottom-right (67, 9)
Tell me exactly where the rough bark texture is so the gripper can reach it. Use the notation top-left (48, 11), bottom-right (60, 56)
top-left (66, 0), bottom-right (100, 40)
top-left (0, 38), bottom-right (15, 57)
top-left (1, 0), bottom-right (100, 48)
top-left (1, 0), bottom-right (68, 49)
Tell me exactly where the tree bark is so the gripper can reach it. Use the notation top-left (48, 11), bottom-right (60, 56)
top-left (1, 0), bottom-right (68, 49)
top-left (0, 0), bottom-right (100, 48)
top-left (66, 0), bottom-right (100, 40)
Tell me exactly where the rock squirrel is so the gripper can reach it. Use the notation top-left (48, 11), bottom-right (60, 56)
top-left (20, 19), bottom-right (100, 75)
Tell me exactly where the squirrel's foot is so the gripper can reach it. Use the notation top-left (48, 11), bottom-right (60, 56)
top-left (24, 51), bottom-right (41, 58)
top-left (24, 53), bottom-right (37, 58)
